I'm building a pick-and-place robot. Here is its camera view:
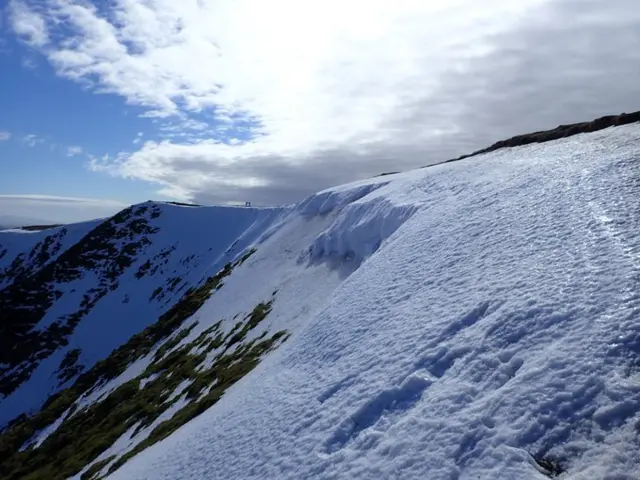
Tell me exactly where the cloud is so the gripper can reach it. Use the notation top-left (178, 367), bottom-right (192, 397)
top-left (0, 194), bottom-right (126, 223)
top-left (9, 0), bottom-right (640, 205)
top-left (66, 145), bottom-right (83, 156)
top-left (8, 0), bottom-right (49, 47)
top-left (21, 56), bottom-right (37, 69)
top-left (21, 133), bottom-right (44, 147)
top-left (132, 132), bottom-right (144, 144)
top-left (0, 132), bottom-right (10, 141)
top-left (0, 194), bottom-right (124, 205)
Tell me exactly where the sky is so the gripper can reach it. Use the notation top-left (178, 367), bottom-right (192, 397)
top-left (0, 0), bottom-right (639, 223)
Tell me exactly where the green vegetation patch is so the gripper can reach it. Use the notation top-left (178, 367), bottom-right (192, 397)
top-left (0, 295), bottom-right (287, 480)
top-left (0, 247), bottom-right (266, 480)
top-left (80, 455), bottom-right (116, 480)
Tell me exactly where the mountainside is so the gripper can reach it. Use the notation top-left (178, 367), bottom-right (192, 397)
top-left (1, 121), bottom-right (639, 480)
top-left (0, 203), bottom-right (284, 423)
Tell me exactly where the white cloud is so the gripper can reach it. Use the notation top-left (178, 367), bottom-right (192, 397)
top-left (0, 132), bottom-right (11, 141)
top-left (21, 56), bottom-right (37, 69)
top-left (0, 194), bottom-right (124, 205)
top-left (9, 0), bottom-right (640, 205)
top-left (22, 133), bottom-right (44, 147)
top-left (8, 0), bottom-right (49, 47)
top-left (66, 145), bottom-right (83, 156)
top-left (0, 194), bottom-right (126, 223)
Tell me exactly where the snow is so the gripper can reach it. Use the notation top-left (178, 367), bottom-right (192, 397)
top-left (73, 354), bottom-right (155, 416)
top-left (0, 204), bottom-right (285, 425)
top-left (69, 204), bottom-right (284, 367)
top-left (70, 423), bottom-right (142, 480)
top-left (0, 219), bottom-right (101, 288)
top-left (21, 406), bottom-right (72, 451)
top-left (106, 124), bottom-right (640, 479)
top-left (71, 395), bottom-right (195, 480)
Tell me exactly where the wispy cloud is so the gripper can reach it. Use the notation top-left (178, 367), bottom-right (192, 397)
top-left (132, 132), bottom-right (144, 144)
top-left (0, 194), bottom-right (124, 206)
top-left (22, 133), bottom-right (44, 147)
top-left (66, 145), bottom-right (83, 156)
top-left (0, 132), bottom-right (11, 141)
top-left (9, 0), bottom-right (640, 205)
top-left (21, 56), bottom-right (37, 69)
top-left (8, 0), bottom-right (49, 47)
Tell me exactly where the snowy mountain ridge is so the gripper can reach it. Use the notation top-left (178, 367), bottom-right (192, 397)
top-left (0, 120), bottom-right (639, 480)
top-left (0, 202), bottom-right (285, 419)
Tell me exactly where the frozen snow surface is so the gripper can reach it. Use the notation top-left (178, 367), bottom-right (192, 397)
top-left (104, 125), bottom-right (640, 479)
top-left (2, 124), bottom-right (640, 479)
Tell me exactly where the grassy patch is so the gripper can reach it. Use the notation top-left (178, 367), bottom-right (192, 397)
top-left (0, 248), bottom-right (273, 480)
top-left (1, 305), bottom-right (285, 480)
top-left (108, 326), bottom-right (286, 476)
top-left (80, 454), bottom-right (116, 480)
top-left (153, 322), bottom-right (199, 362)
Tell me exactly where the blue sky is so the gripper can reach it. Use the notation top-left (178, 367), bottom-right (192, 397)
top-left (0, 42), bottom-right (157, 200)
top-left (1, 0), bottom-right (639, 224)
top-left (0, 0), bottom-right (271, 222)
top-left (0, 22), bottom-right (163, 222)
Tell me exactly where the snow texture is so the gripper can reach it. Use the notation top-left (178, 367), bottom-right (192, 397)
top-left (104, 124), bottom-right (640, 480)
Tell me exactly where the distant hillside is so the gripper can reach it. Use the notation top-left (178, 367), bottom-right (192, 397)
top-left (18, 224), bottom-right (65, 232)
top-left (0, 215), bottom-right (55, 230)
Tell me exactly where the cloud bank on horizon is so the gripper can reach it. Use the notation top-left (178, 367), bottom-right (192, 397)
top-left (6, 0), bottom-right (640, 207)
top-left (0, 194), bottom-right (126, 225)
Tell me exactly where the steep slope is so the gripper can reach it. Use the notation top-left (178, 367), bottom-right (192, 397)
top-left (0, 219), bottom-right (102, 289)
top-left (109, 124), bottom-right (640, 480)
top-left (0, 202), bottom-right (284, 425)
top-left (0, 121), bottom-right (638, 480)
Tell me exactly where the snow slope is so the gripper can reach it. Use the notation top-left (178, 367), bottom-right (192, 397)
top-left (1, 123), bottom-right (639, 480)
top-left (0, 220), bottom-right (101, 288)
top-left (0, 202), bottom-right (285, 425)
top-left (109, 124), bottom-right (640, 479)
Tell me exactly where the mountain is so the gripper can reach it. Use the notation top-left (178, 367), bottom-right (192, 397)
top-left (0, 117), bottom-right (639, 480)
top-left (0, 215), bottom-right (58, 230)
